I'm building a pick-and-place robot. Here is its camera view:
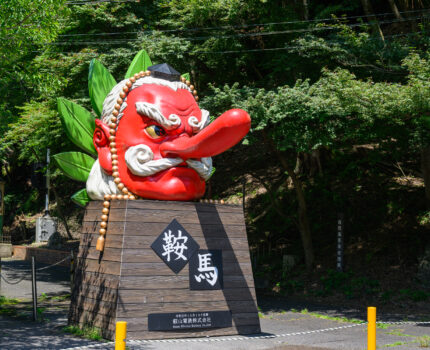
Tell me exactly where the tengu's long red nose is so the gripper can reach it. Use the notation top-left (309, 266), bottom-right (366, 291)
top-left (160, 109), bottom-right (251, 160)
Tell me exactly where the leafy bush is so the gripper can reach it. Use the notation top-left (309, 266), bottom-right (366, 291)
top-left (399, 289), bottom-right (430, 302)
top-left (317, 269), bottom-right (380, 299)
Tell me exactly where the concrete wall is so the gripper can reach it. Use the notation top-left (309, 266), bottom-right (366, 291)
top-left (12, 246), bottom-right (71, 267)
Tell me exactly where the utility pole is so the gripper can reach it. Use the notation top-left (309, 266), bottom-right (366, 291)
top-left (36, 149), bottom-right (57, 243)
top-left (45, 149), bottom-right (50, 215)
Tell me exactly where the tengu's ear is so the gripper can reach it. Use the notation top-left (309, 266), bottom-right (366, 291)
top-left (93, 119), bottom-right (113, 174)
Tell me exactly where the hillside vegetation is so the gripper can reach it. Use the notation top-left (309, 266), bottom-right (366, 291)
top-left (1, 0), bottom-right (430, 308)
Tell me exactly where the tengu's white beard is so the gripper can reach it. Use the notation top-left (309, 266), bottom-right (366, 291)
top-left (125, 144), bottom-right (213, 180)
top-left (86, 159), bottom-right (121, 200)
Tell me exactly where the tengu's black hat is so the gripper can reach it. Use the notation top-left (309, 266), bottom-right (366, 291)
top-left (147, 63), bottom-right (181, 82)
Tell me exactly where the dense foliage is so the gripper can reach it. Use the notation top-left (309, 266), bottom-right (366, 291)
top-left (1, 0), bottom-right (430, 277)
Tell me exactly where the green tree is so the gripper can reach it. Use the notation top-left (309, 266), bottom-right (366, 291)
top-left (0, 0), bottom-right (66, 61)
top-left (402, 52), bottom-right (430, 205)
top-left (3, 0), bottom-right (430, 259)
top-left (202, 52), bottom-right (430, 268)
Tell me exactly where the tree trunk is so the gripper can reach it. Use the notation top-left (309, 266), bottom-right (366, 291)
top-left (311, 148), bottom-right (323, 176)
top-left (282, 156), bottom-right (314, 270)
top-left (52, 186), bottom-right (73, 240)
top-left (294, 152), bottom-right (303, 175)
top-left (250, 174), bottom-right (289, 221)
top-left (263, 131), bottom-right (314, 270)
top-left (387, 0), bottom-right (403, 19)
top-left (295, 150), bottom-right (322, 177)
top-left (302, 0), bottom-right (309, 20)
top-left (360, 0), bottom-right (385, 41)
top-left (421, 145), bottom-right (430, 207)
top-left (399, 0), bottom-right (420, 31)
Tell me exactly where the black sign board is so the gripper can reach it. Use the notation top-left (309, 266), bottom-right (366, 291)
top-left (148, 311), bottom-right (232, 331)
top-left (189, 250), bottom-right (223, 290)
top-left (151, 219), bottom-right (199, 274)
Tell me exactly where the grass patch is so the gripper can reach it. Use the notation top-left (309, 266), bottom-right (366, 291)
top-left (376, 323), bottom-right (390, 329)
top-left (0, 307), bottom-right (18, 316)
top-left (63, 324), bottom-right (103, 341)
top-left (0, 296), bottom-right (20, 306)
top-left (383, 341), bottom-right (409, 347)
top-left (38, 293), bottom-right (70, 302)
top-left (299, 308), bottom-right (364, 324)
top-left (417, 335), bottom-right (430, 348)
top-left (0, 296), bottom-right (21, 317)
top-left (384, 329), bottom-right (414, 337)
top-left (36, 307), bottom-right (47, 322)
top-left (296, 309), bottom-right (388, 329)
top-left (39, 293), bottom-right (49, 302)
top-left (51, 293), bottom-right (71, 301)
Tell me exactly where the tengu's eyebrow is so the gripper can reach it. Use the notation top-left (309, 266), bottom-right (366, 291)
top-left (135, 102), bottom-right (181, 130)
top-left (188, 109), bottom-right (210, 133)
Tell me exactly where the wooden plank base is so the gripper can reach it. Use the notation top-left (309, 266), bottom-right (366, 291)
top-left (69, 200), bottom-right (260, 340)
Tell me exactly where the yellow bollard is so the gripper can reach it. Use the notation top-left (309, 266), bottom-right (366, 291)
top-left (115, 321), bottom-right (127, 350)
top-left (367, 307), bottom-right (376, 350)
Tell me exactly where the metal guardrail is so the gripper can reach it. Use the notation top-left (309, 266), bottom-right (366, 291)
top-left (0, 254), bottom-right (74, 321)
top-left (0, 273), bottom-right (27, 285)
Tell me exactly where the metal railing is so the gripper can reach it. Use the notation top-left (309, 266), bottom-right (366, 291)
top-left (0, 253), bottom-right (74, 321)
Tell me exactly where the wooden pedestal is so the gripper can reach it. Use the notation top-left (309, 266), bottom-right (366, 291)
top-left (69, 200), bottom-right (260, 340)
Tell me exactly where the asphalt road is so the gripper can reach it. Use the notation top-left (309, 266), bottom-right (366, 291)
top-left (0, 258), bottom-right (70, 299)
top-left (1, 259), bottom-right (430, 350)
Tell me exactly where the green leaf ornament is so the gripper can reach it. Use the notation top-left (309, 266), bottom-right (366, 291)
top-left (88, 59), bottom-right (117, 117)
top-left (209, 166), bottom-right (216, 179)
top-left (181, 73), bottom-right (190, 81)
top-left (53, 152), bottom-right (95, 182)
top-left (125, 50), bottom-right (153, 78)
top-left (57, 98), bottom-right (97, 156)
top-left (71, 188), bottom-right (91, 207)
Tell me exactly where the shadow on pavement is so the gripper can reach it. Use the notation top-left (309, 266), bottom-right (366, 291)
top-left (2, 259), bottom-right (69, 285)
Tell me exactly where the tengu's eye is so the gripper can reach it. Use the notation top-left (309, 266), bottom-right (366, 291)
top-left (145, 125), bottom-right (166, 139)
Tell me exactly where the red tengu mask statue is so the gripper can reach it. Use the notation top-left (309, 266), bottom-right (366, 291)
top-left (86, 63), bottom-right (250, 201)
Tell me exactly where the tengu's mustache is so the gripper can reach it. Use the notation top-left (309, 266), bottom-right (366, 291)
top-left (185, 157), bottom-right (212, 180)
top-left (125, 144), bottom-right (182, 176)
top-left (124, 144), bottom-right (213, 180)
